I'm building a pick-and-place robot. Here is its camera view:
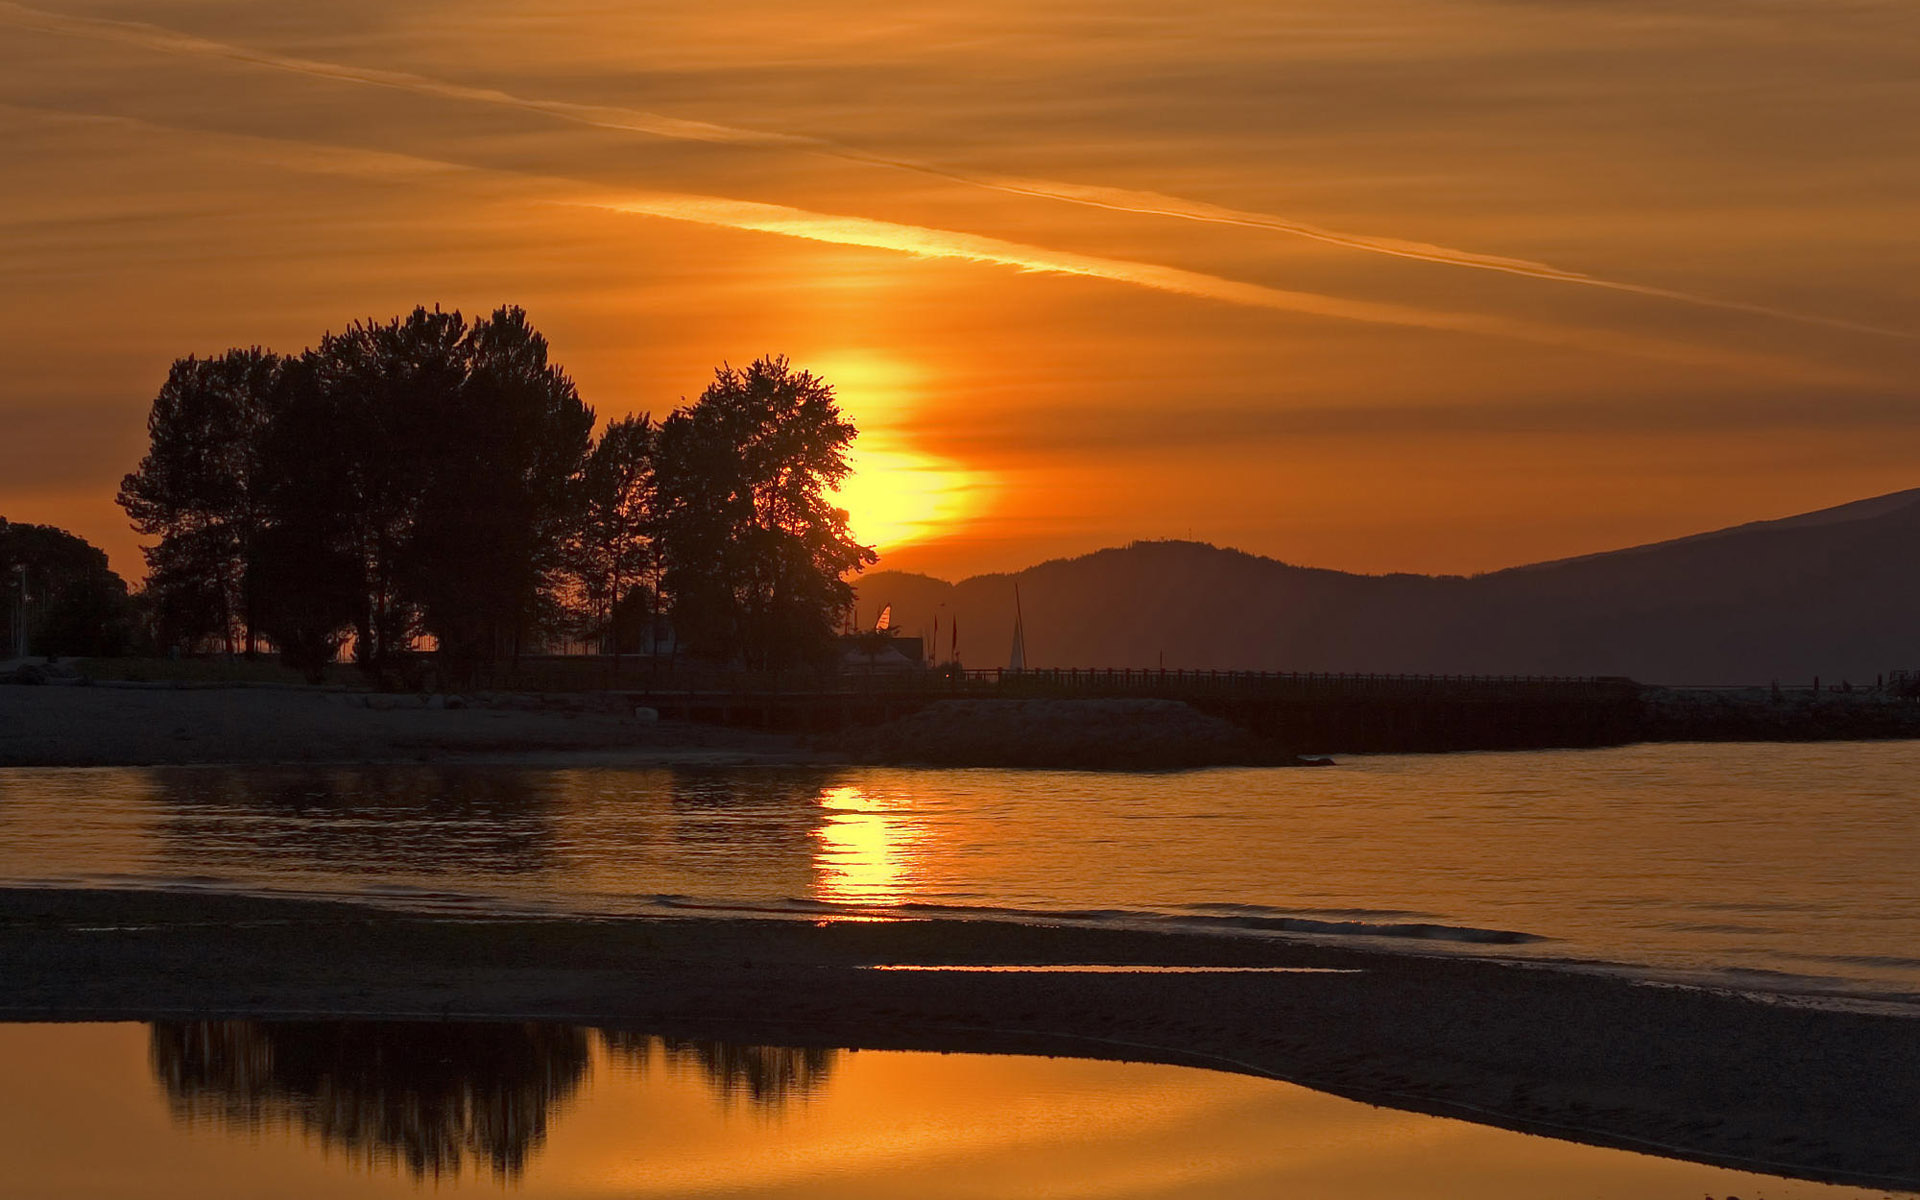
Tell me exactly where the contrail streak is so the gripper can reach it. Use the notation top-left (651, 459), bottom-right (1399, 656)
top-left (10, 104), bottom-right (1875, 389)
top-left (1, 0), bottom-right (1908, 341)
top-left (0, 2), bottom-right (825, 148)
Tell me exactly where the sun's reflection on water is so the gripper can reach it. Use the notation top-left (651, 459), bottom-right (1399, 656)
top-left (813, 785), bottom-right (915, 908)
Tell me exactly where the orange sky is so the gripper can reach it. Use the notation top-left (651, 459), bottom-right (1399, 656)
top-left (2, 0), bottom-right (1917, 582)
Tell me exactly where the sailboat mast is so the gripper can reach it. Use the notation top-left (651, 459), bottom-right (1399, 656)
top-left (1009, 583), bottom-right (1027, 672)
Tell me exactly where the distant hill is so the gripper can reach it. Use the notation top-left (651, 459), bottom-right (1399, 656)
top-left (855, 488), bottom-right (1920, 685)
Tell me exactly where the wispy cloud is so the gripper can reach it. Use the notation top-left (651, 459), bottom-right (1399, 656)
top-left (2, 0), bottom-right (1907, 342)
top-left (913, 174), bottom-right (1916, 341)
top-left (0, 1), bottom-right (818, 150)
top-left (580, 195), bottom-right (1875, 383)
top-left (10, 103), bottom-right (1874, 388)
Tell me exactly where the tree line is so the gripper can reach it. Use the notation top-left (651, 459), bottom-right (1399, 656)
top-left (1, 518), bottom-right (137, 658)
top-left (118, 306), bottom-right (875, 681)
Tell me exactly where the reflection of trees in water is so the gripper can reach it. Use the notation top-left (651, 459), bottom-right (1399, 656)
top-left (147, 1021), bottom-right (844, 1180)
top-left (150, 767), bottom-right (559, 876)
top-left (601, 1030), bottom-right (838, 1110)
top-left (647, 768), bottom-right (844, 902)
top-left (146, 766), bottom-right (859, 895)
top-left (661, 769), bottom-right (835, 856)
top-left (148, 1021), bottom-right (589, 1181)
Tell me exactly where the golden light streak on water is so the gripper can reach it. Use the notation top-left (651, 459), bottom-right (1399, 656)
top-left (813, 785), bottom-right (914, 907)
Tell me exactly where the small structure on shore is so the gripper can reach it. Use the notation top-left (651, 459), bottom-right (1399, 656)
top-left (839, 601), bottom-right (926, 674)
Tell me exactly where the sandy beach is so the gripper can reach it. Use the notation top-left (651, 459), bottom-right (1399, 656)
top-left (0, 685), bottom-right (815, 768)
top-left (1, 886), bottom-right (1915, 1190)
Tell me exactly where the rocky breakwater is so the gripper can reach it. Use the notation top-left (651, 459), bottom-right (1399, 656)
top-left (837, 698), bottom-right (1315, 770)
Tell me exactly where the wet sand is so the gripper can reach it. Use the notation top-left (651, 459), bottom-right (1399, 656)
top-left (0, 887), bottom-right (1914, 1191)
top-left (0, 685), bottom-right (815, 768)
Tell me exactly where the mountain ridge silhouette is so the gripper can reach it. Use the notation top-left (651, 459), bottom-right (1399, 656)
top-left (856, 489), bottom-right (1920, 684)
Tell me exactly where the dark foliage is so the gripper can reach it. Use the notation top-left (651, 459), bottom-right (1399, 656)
top-left (0, 517), bottom-right (138, 656)
top-left (566, 413), bottom-right (656, 670)
top-left (257, 307), bottom-right (594, 678)
top-left (117, 348), bottom-right (280, 653)
top-left (118, 314), bottom-right (870, 677)
top-left (653, 356), bottom-right (875, 668)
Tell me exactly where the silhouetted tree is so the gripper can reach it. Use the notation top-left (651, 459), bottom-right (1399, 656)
top-left (247, 351), bottom-right (367, 677)
top-left (263, 308), bottom-right (461, 670)
top-left (567, 414), bottom-right (656, 673)
top-left (403, 308), bottom-right (595, 673)
top-left (652, 357), bottom-right (875, 668)
top-left (608, 582), bottom-right (663, 655)
top-left (0, 518), bottom-right (137, 657)
top-left (117, 349), bottom-right (280, 654)
top-left (256, 307), bottom-right (594, 678)
top-left (120, 316), bottom-right (883, 679)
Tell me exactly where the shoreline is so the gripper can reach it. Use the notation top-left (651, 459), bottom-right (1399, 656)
top-left (0, 685), bottom-right (824, 769)
top-left (9, 682), bottom-right (1920, 770)
top-left (3, 887), bottom-right (1916, 1190)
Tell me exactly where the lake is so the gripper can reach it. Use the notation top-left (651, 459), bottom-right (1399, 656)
top-left (2, 740), bottom-right (1917, 999)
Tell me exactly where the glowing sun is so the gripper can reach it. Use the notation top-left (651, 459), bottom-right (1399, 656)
top-left (835, 442), bottom-right (979, 550)
top-left (810, 350), bottom-right (983, 550)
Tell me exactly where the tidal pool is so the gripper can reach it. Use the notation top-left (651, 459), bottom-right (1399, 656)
top-left (0, 1021), bottom-right (1898, 1199)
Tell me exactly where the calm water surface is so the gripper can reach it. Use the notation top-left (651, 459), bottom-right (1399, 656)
top-left (1, 742), bottom-right (1917, 997)
top-left (0, 1021), bottom-right (1898, 1199)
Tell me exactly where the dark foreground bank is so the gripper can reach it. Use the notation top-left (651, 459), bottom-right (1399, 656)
top-left (1, 888), bottom-right (1914, 1190)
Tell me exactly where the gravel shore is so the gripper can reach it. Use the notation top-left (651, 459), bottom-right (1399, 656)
top-left (0, 685), bottom-right (814, 768)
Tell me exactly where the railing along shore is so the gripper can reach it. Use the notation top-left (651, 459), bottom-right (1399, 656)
top-left (677, 668), bottom-right (1638, 700)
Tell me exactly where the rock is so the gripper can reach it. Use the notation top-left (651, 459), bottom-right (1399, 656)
top-left (632, 706), bottom-right (660, 724)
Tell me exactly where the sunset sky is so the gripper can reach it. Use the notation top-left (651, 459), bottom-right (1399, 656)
top-left (3, 0), bottom-right (1917, 582)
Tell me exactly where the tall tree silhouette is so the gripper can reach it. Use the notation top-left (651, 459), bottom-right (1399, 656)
top-left (406, 307), bottom-right (594, 671)
top-left (117, 349), bottom-right (280, 653)
top-left (249, 352), bottom-right (360, 678)
top-left (256, 307), bottom-right (593, 676)
top-left (568, 413), bottom-right (656, 672)
top-left (652, 357), bottom-right (875, 668)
